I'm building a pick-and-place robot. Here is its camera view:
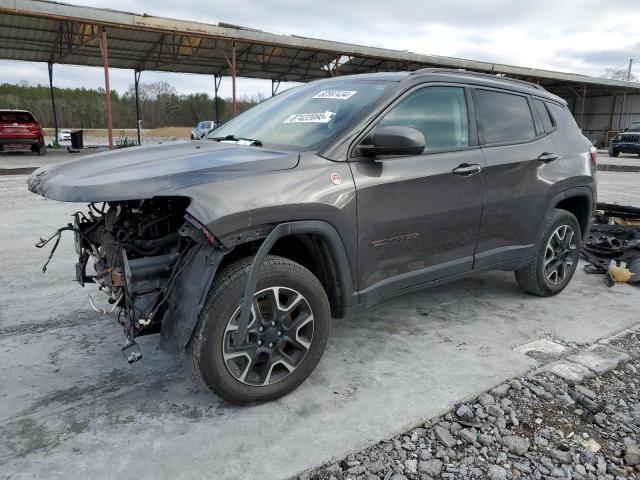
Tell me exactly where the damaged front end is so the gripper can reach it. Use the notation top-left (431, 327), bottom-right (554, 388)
top-left (37, 197), bottom-right (224, 362)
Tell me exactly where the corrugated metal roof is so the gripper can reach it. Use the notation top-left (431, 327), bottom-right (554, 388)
top-left (1, 0), bottom-right (639, 94)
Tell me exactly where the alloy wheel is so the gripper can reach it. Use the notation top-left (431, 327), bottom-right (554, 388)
top-left (222, 287), bottom-right (314, 386)
top-left (544, 224), bottom-right (577, 285)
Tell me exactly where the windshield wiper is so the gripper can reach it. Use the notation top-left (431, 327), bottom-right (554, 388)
top-left (210, 135), bottom-right (262, 146)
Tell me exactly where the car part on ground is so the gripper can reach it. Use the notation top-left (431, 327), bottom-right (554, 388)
top-left (27, 69), bottom-right (597, 403)
top-left (582, 203), bottom-right (640, 286)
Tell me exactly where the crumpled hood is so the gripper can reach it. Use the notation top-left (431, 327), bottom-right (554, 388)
top-left (27, 140), bottom-right (299, 202)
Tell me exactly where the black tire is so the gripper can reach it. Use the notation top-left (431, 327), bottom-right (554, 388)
top-left (188, 255), bottom-right (331, 404)
top-left (38, 145), bottom-right (46, 156)
top-left (608, 147), bottom-right (619, 157)
top-left (514, 209), bottom-right (582, 297)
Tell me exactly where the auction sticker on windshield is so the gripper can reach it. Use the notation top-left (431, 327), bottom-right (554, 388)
top-left (283, 111), bottom-right (336, 123)
top-left (312, 90), bottom-right (357, 100)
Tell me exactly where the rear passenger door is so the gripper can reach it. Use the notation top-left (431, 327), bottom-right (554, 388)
top-left (472, 88), bottom-right (557, 269)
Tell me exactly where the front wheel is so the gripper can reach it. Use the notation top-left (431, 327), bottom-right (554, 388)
top-left (608, 147), bottom-right (619, 157)
top-left (188, 255), bottom-right (331, 404)
top-left (514, 209), bottom-right (581, 297)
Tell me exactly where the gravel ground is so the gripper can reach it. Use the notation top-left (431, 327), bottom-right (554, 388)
top-left (305, 329), bottom-right (640, 480)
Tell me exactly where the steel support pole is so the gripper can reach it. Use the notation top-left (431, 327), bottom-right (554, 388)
top-left (47, 62), bottom-right (59, 147)
top-left (134, 69), bottom-right (141, 146)
top-left (580, 84), bottom-right (586, 129)
top-left (618, 90), bottom-right (627, 131)
top-left (213, 74), bottom-right (221, 124)
top-left (271, 79), bottom-right (281, 96)
top-left (99, 27), bottom-right (113, 149)
top-left (231, 42), bottom-right (237, 115)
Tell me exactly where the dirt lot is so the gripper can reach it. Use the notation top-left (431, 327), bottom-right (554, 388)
top-left (0, 168), bottom-right (638, 480)
top-left (43, 127), bottom-right (192, 138)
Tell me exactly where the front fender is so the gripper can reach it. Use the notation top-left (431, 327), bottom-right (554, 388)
top-left (159, 245), bottom-right (224, 353)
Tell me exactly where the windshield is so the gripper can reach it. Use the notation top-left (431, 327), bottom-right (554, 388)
top-left (208, 80), bottom-right (391, 149)
top-left (628, 122), bottom-right (640, 131)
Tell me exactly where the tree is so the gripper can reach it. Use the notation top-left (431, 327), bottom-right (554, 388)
top-left (0, 81), bottom-right (235, 129)
top-left (601, 67), bottom-right (637, 82)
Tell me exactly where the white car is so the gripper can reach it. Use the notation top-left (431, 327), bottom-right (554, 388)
top-left (191, 121), bottom-right (216, 140)
top-left (58, 129), bottom-right (71, 141)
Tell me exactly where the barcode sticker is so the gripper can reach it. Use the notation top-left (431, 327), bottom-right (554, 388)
top-left (312, 90), bottom-right (357, 100)
top-left (283, 111), bottom-right (336, 123)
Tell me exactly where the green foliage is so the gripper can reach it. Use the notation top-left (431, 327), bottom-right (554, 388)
top-left (0, 81), bottom-right (232, 129)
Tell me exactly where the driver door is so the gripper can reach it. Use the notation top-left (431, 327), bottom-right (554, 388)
top-left (350, 85), bottom-right (486, 300)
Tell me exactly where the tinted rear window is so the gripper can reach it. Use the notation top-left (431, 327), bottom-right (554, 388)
top-left (475, 90), bottom-right (536, 144)
top-left (0, 111), bottom-right (36, 123)
top-left (533, 99), bottom-right (554, 132)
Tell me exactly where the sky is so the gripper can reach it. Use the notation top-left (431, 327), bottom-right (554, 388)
top-left (1, 0), bottom-right (639, 98)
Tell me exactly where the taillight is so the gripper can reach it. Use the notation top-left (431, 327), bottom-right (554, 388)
top-left (589, 146), bottom-right (597, 165)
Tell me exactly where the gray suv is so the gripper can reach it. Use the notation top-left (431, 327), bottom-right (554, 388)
top-left (28, 69), bottom-right (597, 404)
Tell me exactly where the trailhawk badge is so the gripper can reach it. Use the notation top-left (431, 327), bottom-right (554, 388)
top-left (330, 173), bottom-right (342, 185)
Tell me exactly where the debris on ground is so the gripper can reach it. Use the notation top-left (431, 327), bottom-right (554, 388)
top-left (304, 329), bottom-right (640, 480)
top-left (582, 203), bottom-right (640, 286)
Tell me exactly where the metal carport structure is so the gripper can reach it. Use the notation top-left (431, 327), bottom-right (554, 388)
top-left (1, 0), bottom-right (639, 148)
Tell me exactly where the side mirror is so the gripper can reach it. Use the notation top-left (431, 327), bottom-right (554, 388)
top-left (359, 126), bottom-right (425, 157)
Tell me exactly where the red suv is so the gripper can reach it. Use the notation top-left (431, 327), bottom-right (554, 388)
top-left (0, 110), bottom-right (46, 155)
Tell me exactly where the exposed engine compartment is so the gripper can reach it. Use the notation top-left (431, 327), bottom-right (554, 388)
top-left (36, 196), bottom-right (219, 361)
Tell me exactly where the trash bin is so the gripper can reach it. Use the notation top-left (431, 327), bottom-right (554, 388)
top-left (70, 130), bottom-right (83, 149)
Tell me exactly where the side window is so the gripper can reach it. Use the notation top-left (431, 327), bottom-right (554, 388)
top-left (547, 102), bottom-right (580, 131)
top-left (475, 89), bottom-right (536, 144)
top-left (533, 99), bottom-right (554, 132)
top-left (378, 87), bottom-right (469, 151)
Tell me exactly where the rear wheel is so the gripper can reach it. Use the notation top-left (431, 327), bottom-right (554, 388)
top-left (188, 255), bottom-right (331, 404)
top-left (515, 209), bottom-right (581, 297)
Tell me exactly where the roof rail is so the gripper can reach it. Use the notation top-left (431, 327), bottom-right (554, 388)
top-left (410, 68), bottom-right (545, 90)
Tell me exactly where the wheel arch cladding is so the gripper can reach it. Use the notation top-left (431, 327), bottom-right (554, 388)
top-left (159, 220), bottom-right (357, 353)
top-left (538, 187), bottom-right (594, 244)
top-left (555, 194), bottom-right (592, 238)
top-left (159, 245), bottom-right (225, 353)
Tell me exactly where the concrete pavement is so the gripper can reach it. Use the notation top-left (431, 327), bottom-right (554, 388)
top-left (0, 171), bottom-right (638, 480)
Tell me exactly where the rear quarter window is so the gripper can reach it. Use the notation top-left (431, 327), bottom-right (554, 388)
top-left (533, 99), bottom-right (554, 132)
top-left (474, 89), bottom-right (536, 144)
top-left (546, 102), bottom-right (579, 132)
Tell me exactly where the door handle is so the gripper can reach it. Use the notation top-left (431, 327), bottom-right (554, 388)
top-left (538, 152), bottom-right (558, 162)
top-left (452, 163), bottom-right (482, 176)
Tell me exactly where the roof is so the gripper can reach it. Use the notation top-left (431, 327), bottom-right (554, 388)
top-left (1, 0), bottom-right (639, 97)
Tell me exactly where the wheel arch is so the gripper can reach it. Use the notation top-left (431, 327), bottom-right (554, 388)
top-left (540, 187), bottom-right (595, 242)
top-left (219, 221), bottom-right (358, 318)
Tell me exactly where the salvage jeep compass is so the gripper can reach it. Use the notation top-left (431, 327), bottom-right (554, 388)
top-left (28, 69), bottom-right (597, 404)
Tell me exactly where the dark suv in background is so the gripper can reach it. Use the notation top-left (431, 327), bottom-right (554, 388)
top-left (28, 69), bottom-right (597, 404)
top-left (609, 121), bottom-right (640, 157)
